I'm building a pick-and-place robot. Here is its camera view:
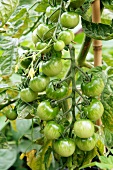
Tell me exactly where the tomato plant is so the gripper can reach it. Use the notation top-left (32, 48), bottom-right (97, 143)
top-left (1, 0), bottom-right (113, 169)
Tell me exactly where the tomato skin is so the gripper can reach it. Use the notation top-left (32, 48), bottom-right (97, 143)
top-left (76, 133), bottom-right (97, 151)
top-left (54, 40), bottom-right (65, 51)
top-left (36, 100), bottom-right (59, 121)
top-left (42, 57), bottom-right (62, 77)
top-left (29, 74), bottom-right (50, 92)
top-left (5, 109), bottom-right (18, 120)
top-left (53, 138), bottom-right (76, 157)
top-left (60, 12), bottom-right (79, 29)
top-left (58, 30), bottom-right (74, 45)
top-left (32, 28), bottom-right (40, 44)
top-left (36, 42), bottom-right (51, 54)
top-left (44, 121), bottom-right (64, 140)
top-left (74, 119), bottom-right (94, 138)
top-left (20, 88), bottom-right (38, 102)
top-left (46, 79), bottom-right (68, 100)
top-left (83, 98), bottom-right (104, 121)
top-left (81, 75), bottom-right (104, 97)
top-left (46, 6), bottom-right (60, 22)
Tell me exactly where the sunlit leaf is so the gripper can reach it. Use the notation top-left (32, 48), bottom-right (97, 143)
top-left (0, 0), bottom-right (19, 27)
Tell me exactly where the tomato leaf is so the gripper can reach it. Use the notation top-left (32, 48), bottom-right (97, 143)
top-left (0, 37), bottom-right (18, 76)
top-left (104, 128), bottom-right (113, 148)
top-left (35, 0), bottom-right (49, 12)
top-left (82, 17), bottom-right (113, 40)
top-left (0, 0), bottom-right (19, 27)
top-left (101, 75), bottom-right (113, 132)
top-left (101, 0), bottom-right (113, 10)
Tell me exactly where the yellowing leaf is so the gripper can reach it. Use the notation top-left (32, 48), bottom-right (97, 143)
top-left (10, 120), bottom-right (17, 131)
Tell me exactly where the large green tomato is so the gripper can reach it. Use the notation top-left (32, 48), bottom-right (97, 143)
top-left (69, 0), bottom-right (85, 9)
top-left (81, 75), bottom-right (104, 97)
top-left (76, 133), bottom-right (97, 151)
top-left (58, 30), bottom-right (74, 45)
top-left (60, 12), bottom-right (79, 29)
top-left (74, 119), bottom-right (94, 138)
top-left (82, 98), bottom-right (104, 121)
top-left (29, 74), bottom-right (50, 92)
top-left (42, 57), bottom-right (62, 77)
top-left (46, 6), bottom-right (60, 22)
top-left (36, 100), bottom-right (59, 121)
top-left (36, 42), bottom-right (51, 54)
top-left (20, 88), bottom-right (38, 102)
top-left (44, 121), bottom-right (64, 140)
top-left (5, 109), bottom-right (18, 120)
top-left (54, 40), bottom-right (65, 51)
top-left (53, 138), bottom-right (76, 157)
top-left (46, 79), bottom-right (68, 100)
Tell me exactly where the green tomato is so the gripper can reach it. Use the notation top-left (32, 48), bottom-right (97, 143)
top-left (60, 12), bottom-right (79, 29)
top-left (46, 79), bottom-right (68, 100)
top-left (29, 74), bottom-right (50, 92)
top-left (42, 57), bottom-right (62, 77)
top-left (36, 100), bottom-right (59, 121)
top-left (83, 98), bottom-right (104, 121)
top-left (69, 0), bottom-right (85, 9)
top-left (5, 109), bottom-right (18, 120)
top-left (76, 133), bottom-right (97, 151)
top-left (36, 42), bottom-right (51, 54)
top-left (32, 28), bottom-right (40, 44)
top-left (81, 75), bottom-right (105, 97)
top-left (53, 138), bottom-right (76, 157)
top-left (46, 6), bottom-right (60, 22)
top-left (54, 40), bottom-right (65, 51)
top-left (74, 119), bottom-right (94, 138)
top-left (44, 121), bottom-right (64, 140)
top-left (58, 30), bottom-right (74, 45)
top-left (20, 88), bottom-right (38, 103)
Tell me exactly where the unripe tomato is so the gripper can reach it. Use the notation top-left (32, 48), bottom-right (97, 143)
top-left (74, 119), bottom-right (94, 138)
top-left (20, 88), bottom-right (38, 102)
top-left (76, 133), bottom-right (97, 151)
top-left (44, 121), bottom-right (64, 140)
top-left (42, 57), bottom-right (62, 77)
top-left (29, 74), bottom-right (50, 92)
top-left (82, 98), bottom-right (104, 121)
top-left (36, 42), bottom-right (51, 54)
top-left (58, 30), bottom-right (74, 45)
top-left (46, 79), bottom-right (68, 100)
top-left (81, 75), bottom-right (104, 97)
top-left (54, 40), bottom-right (65, 51)
top-left (32, 28), bottom-right (40, 44)
top-left (53, 138), bottom-right (76, 157)
top-left (5, 109), bottom-right (18, 120)
top-left (60, 12), bottom-right (79, 29)
top-left (46, 6), bottom-right (60, 22)
top-left (36, 100), bottom-right (59, 121)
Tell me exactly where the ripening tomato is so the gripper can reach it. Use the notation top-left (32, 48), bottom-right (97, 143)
top-left (20, 88), bottom-right (38, 102)
top-left (29, 74), bottom-right (50, 92)
top-left (53, 138), bottom-right (76, 157)
top-left (76, 133), bottom-right (97, 151)
top-left (74, 119), bottom-right (94, 138)
top-left (44, 121), bottom-right (64, 140)
top-left (36, 100), bottom-right (59, 121)
top-left (60, 12), bottom-right (79, 29)
top-left (42, 57), bottom-right (62, 77)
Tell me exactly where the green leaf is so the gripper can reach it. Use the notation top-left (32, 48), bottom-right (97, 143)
top-left (0, 38), bottom-right (18, 76)
top-left (35, 1), bottom-right (49, 12)
top-left (9, 8), bottom-right (28, 22)
top-left (0, 147), bottom-right (17, 170)
top-left (104, 128), bottom-right (113, 148)
top-left (0, 115), bottom-right (9, 130)
top-left (82, 17), bottom-right (113, 40)
top-left (11, 119), bottom-right (32, 140)
top-left (101, 76), bottom-right (113, 132)
top-left (0, 0), bottom-right (19, 27)
top-left (101, 0), bottom-right (113, 10)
